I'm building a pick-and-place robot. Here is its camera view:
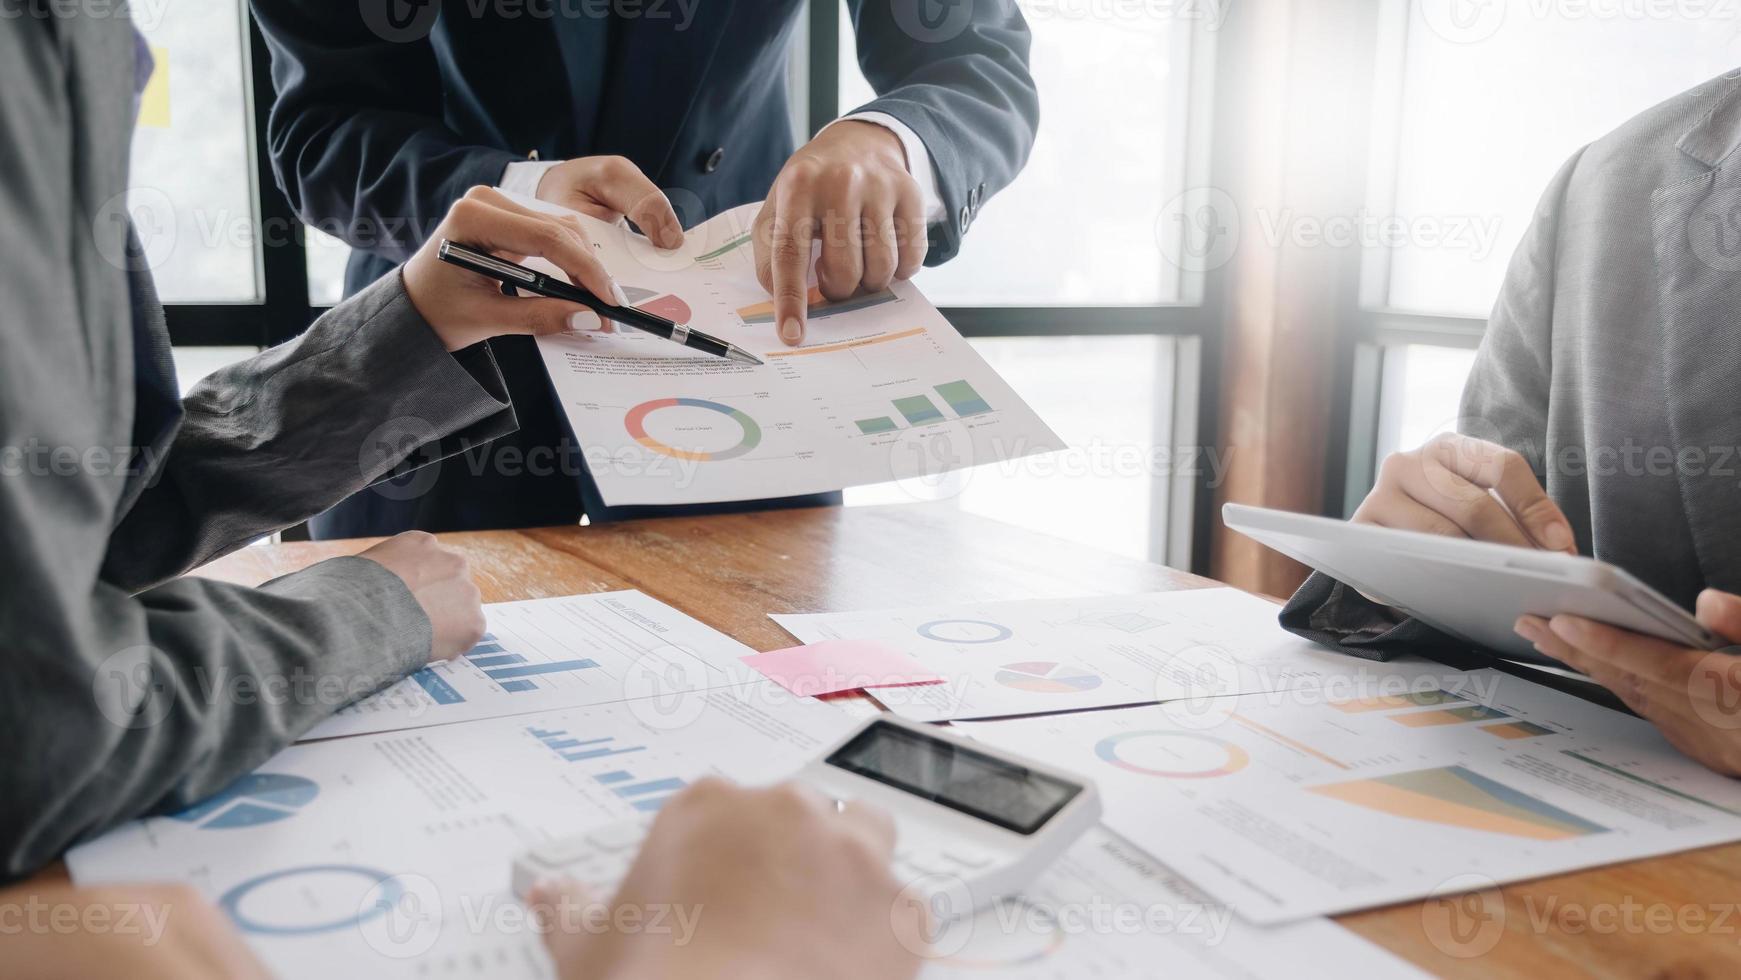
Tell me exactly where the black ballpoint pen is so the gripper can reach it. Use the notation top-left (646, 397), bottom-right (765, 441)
top-left (437, 239), bottom-right (765, 366)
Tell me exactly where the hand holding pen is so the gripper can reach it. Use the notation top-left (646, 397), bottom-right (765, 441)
top-left (402, 186), bottom-right (761, 364)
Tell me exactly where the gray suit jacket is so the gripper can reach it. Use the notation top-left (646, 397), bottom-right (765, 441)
top-left (1284, 69), bottom-right (1741, 659)
top-left (0, 15), bottom-right (516, 877)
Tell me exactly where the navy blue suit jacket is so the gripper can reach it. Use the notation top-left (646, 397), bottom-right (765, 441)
top-left (253, 0), bottom-right (1038, 535)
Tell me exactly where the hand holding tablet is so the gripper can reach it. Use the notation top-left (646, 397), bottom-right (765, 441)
top-left (1223, 502), bottom-right (1722, 665)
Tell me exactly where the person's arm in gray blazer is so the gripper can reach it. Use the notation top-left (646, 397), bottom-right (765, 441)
top-left (0, 18), bottom-right (514, 878)
top-left (100, 271), bottom-right (516, 592)
top-left (845, 0), bottom-right (1039, 265)
top-left (1277, 151), bottom-right (1584, 662)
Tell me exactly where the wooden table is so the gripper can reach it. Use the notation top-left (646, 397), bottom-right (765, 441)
top-left (140, 505), bottom-right (1741, 976)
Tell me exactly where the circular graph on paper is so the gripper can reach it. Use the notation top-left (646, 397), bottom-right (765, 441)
top-left (941, 901), bottom-right (1066, 969)
top-left (916, 619), bottom-right (1013, 644)
top-left (618, 285), bottom-right (694, 324)
top-left (1094, 730), bottom-right (1250, 779)
top-left (993, 662), bottom-right (1102, 694)
top-left (219, 865), bottom-right (400, 936)
top-left (625, 398), bottom-right (762, 461)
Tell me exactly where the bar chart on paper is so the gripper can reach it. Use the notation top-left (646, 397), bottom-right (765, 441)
top-left (69, 690), bottom-right (857, 980)
top-left (302, 591), bottom-right (766, 739)
top-left (528, 725), bottom-right (688, 812)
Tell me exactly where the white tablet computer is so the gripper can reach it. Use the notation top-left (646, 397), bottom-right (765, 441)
top-left (1222, 502), bottom-right (1722, 664)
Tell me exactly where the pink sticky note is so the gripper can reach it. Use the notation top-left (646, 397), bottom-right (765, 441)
top-left (742, 640), bottom-right (945, 698)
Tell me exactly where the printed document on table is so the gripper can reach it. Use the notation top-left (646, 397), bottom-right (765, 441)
top-left (69, 685), bottom-right (855, 980)
top-left (302, 591), bottom-right (765, 740)
top-left (920, 828), bottom-right (1430, 980)
top-left (772, 588), bottom-right (1378, 721)
top-left (962, 663), bottom-right (1741, 924)
top-left (517, 194), bottom-right (1063, 506)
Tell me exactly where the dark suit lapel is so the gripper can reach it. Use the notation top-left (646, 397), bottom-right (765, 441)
top-left (591, 0), bottom-right (738, 178)
top-left (1651, 75), bottom-right (1741, 590)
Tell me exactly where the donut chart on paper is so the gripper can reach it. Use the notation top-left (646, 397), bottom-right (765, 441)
top-left (218, 864), bottom-right (399, 936)
top-left (625, 398), bottom-right (763, 461)
top-left (1093, 730), bottom-right (1251, 779)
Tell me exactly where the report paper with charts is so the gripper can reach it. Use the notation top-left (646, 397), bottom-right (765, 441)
top-left (299, 590), bottom-right (767, 740)
top-left (771, 588), bottom-right (1374, 722)
top-left (516, 193), bottom-right (1063, 506)
top-left (65, 684), bottom-right (1422, 980)
top-left (961, 662), bottom-right (1741, 924)
top-left (67, 686), bottom-right (856, 980)
top-left (919, 828), bottom-right (1428, 980)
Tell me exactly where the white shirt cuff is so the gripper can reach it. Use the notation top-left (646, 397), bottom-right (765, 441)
top-left (832, 111), bottom-right (947, 225)
top-left (499, 159), bottom-right (563, 199)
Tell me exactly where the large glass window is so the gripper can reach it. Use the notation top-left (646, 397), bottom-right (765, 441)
top-left (129, 0), bottom-right (260, 303)
top-left (835, 3), bottom-right (1212, 563)
top-left (1364, 6), bottom-right (1741, 481)
top-left (1375, 13), bottom-right (1739, 317)
top-left (838, 1), bottom-right (1203, 306)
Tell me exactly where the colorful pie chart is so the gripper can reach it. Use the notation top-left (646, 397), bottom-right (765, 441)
top-left (625, 398), bottom-right (762, 461)
top-left (618, 285), bottom-right (693, 324)
top-left (993, 661), bottom-right (1102, 694)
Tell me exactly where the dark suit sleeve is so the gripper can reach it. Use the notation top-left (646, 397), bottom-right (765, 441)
top-left (250, 0), bottom-right (518, 263)
top-left (844, 0), bottom-right (1039, 265)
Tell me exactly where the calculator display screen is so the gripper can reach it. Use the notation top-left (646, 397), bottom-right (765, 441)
top-left (825, 721), bottom-right (1081, 835)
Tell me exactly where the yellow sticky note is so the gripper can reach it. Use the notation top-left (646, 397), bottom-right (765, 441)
top-left (139, 45), bottom-right (171, 129)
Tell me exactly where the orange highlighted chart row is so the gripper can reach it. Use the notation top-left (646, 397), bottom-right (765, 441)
top-left (736, 286), bottom-right (900, 325)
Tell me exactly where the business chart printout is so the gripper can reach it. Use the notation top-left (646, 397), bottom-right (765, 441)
top-left (773, 588), bottom-right (1377, 722)
top-left (520, 196), bottom-right (1063, 506)
top-left (69, 689), bottom-right (1421, 979)
top-left (301, 590), bottom-right (767, 740)
top-left (69, 686), bottom-right (855, 979)
top-left (963, 662), bottom-right (1741, 924)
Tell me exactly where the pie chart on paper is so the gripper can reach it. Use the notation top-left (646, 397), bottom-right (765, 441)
top-left (619, 285), bottom-right (693, 325)
top-left (993, 661), bottom-right (1103, 694)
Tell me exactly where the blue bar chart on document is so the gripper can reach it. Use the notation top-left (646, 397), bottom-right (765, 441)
top-left (526, 724), bottom-right (690, 813)
top-left (301, 590), bottom-right (768, 740)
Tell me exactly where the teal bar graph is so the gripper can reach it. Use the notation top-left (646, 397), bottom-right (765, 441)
top-left (934, 379), bottom-right (991, 417)
top-left (894, 395), bottom-right (944, 425)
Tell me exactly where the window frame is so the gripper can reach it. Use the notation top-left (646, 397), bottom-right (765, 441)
top-left (161, 10), bottom-right (311, 349)
top-left (1335, 4), bottom-right (1491, 516)
top-left (813, 1), bottom-right (1227, 572)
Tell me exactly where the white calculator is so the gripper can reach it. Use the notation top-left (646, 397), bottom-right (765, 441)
top-left (511, 715), bottom-right (1100, 918)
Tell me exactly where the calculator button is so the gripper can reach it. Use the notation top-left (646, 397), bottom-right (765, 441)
top-left (902, 852), bottom-right (954, 876)
top-left (587, 824), bottom-right (647, 853)
top-left (942, 847), bottom-right (993, 869)
top-left (529, 838), bottom-right (595, 868)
